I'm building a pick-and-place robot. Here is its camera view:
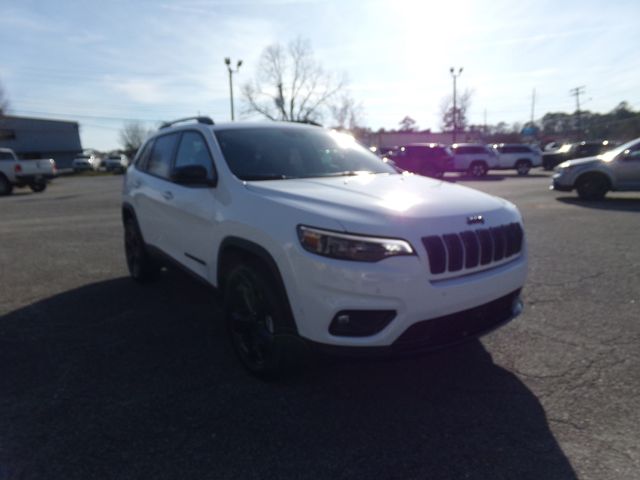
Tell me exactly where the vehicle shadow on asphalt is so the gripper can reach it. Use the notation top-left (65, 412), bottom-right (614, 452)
top-left (556, 196), bottom-right (640, 212)
top-left (0, 271), bottom-right (577, 480)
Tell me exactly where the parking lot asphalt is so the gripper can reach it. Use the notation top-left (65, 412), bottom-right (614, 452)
top-left (1, 172), bottom-right (639, 480)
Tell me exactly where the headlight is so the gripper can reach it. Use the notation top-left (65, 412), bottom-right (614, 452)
top-left (297, 225), bottom-right (415, 262)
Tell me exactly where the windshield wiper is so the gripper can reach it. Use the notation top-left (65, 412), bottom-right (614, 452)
top-left (240, 174), bottom-right (294, 181)
top-left (310, 170), bottom-right (375, 177)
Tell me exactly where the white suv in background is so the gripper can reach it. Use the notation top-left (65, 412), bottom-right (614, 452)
top-left (491, 144), bottom-right (542, 175)
top-left (122, 118), bottom-right (528, 377)
top-left (449, 144), bottom-right (499, 177)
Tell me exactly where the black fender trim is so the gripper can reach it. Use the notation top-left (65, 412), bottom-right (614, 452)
top-left (218, 237), bottom-right (298, 335)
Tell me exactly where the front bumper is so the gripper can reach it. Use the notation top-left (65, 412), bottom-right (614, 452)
top-left (550, 172), bottom-right (574, 192)
top-left (285, 243), bottom-right (528, 348)
top-left (309, 289), bottom-right (523, 356)
top-left (15, 174), bottom-right (50, 184)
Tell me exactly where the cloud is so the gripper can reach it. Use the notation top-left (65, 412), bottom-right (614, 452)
top-left (110, 79), bottom-right (169, 104)
top-left (0, 9), bottom-right (60, 33)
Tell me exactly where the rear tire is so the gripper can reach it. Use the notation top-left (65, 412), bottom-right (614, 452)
top-left (224, 260), bottom-right (296, 379)
top-left (29, 181), bottom-right (47, 193)
top-left (576, 174), bottom-right (609, 200)
top-left (124, 216), bottom-right (159, 282)
top-left (468, 161), bottom-right (488, 178)
top-left (515, 159), bottom-right (532, 176)
top-left (0, 175), bottom-right (13, 196)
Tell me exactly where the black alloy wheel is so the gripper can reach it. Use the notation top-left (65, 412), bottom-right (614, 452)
top-left (224, 263), bottom-right (288, 377)
top-left (576, 174), bottom-right (609, 201)
top-left (124, 217), bottom-right (158, 282)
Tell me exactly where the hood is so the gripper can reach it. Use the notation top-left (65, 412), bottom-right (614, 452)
top-left (561, 156), bottom-right (602, 168)
top-left (244, 173), bottom-right (513, 232)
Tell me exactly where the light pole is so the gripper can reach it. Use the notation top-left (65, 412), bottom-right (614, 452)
top-left (224, 57), bottom-right (242, 121)
top-left (449, 67), bottom-right (463, 143)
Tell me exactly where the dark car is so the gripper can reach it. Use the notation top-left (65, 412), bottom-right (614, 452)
top-left (542, 140), bottom-right (614, 170)
top-left (388, 143), bottom-right (453, 178)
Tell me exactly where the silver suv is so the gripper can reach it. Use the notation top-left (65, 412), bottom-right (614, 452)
top-left (491, 144), bottom-right (542, 175)
top-left (449, 144), bottom-right (498, 177)
top-left (551, 137), bottom-right (640, 199)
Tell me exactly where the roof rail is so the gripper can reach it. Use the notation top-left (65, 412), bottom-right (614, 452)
top-left (159, 116), bottom-right (214, 129)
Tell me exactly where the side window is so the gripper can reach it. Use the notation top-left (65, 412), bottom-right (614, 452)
top-left (147, 134), bottom-right (178, 179)
top-left (0, 151), bottom-right (14, 161)
top-left (625, 145), bottom-right (640, 161)
top-left (134, 141), bottom-right (152, 170)
top-left (174, 131), bottom-right (215, 178)
top-left (456, 147), bottom-right (470, 155)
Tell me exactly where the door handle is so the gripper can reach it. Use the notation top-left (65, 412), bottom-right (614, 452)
top-left (162, 191), bottom-right (173, 200)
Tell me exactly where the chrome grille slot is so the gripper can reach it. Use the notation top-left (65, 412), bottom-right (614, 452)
top-left (460, 231), bottom-right (480, 269)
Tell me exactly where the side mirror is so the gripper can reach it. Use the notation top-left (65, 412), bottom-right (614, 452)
top-left (172, 165), bottom-right (214, 186)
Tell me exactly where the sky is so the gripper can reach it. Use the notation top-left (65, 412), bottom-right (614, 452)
top-left (1, 0), bottom-right (638, 150)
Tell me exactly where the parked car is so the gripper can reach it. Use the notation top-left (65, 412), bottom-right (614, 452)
top-left (490, 143), bottom-right (542, 175)
top-left (104, 153), bottom-right (129, 173)
top-left (448, 143), bottom-right (498, 177)
top-left (551, 137), bottom-right (640, 200)
top-left (72, 154), bottom-right (100, 172)
top-left (0, 148), bottom-right (56, 195)
top-left (122, 117), bottom-right (528, 377)
top-left (387, 143), bottom-right (453, 178)
top-left (542, 140), bottom-right (614, 170)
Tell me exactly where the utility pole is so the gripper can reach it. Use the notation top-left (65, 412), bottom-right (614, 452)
top-left (224, 57), bottom-right (243, 121)
top-left (530, 88), bottom-right (536, 125)
top-left (569, 86), bottom-right (586, 134)
top-left (483, 109), bottom-right (487, 136)
top-left (449, 67), bottom-right (463, 143)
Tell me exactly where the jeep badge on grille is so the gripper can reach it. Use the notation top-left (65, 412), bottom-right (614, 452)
top-left (467, 215), bottom-right (484, 225)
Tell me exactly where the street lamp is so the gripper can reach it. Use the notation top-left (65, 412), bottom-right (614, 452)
top-left (449, 67), bottom-right (463, 142)
top-left (224, 57), bottom-right (243, 121)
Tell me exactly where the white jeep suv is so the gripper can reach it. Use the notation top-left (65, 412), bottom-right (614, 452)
top-left (449, 144), bottom-right (499, 177)
top-left (122, 118), bottom-right (527, 376)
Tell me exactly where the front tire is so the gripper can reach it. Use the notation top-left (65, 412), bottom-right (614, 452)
top-left (576, 174), bottom-right (609, 200)
top-left (468, 161), bottom-right (488, 178)
top-left (124, 216), bottom-right (159, 282)
top-left (224, 261), bottom-right (294, 378)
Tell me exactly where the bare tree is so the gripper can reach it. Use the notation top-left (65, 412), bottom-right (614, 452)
top-left (440, 89), bottom-right (473, 132)
top-left (398, 116), bottom-right (418, 132)
top-left (242, 37), bottom-right (346, 123)
top-left (330, 93), bottom-right (363, 130)
top-left (0, 81), bottom-right (9, 116)
top-left (119, 122), bottom-right (151, 158)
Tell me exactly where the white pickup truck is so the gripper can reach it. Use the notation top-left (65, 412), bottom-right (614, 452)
top-left (0, 147), bottom-right (56, 195)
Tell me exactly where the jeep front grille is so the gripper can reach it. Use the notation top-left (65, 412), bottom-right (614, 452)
top-left (422, 223), bottom-right (523, 274)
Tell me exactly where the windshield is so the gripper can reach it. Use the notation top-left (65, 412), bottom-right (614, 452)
top-left (215, 127), bottom-right (398, 181)
top-left (599, 139), bottom-right (638, 162)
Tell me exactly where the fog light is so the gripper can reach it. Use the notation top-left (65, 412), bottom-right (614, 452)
top-left (511, 296), bottom-right (524, 316)
top-left (329, 310), bottom-right (396, 337)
